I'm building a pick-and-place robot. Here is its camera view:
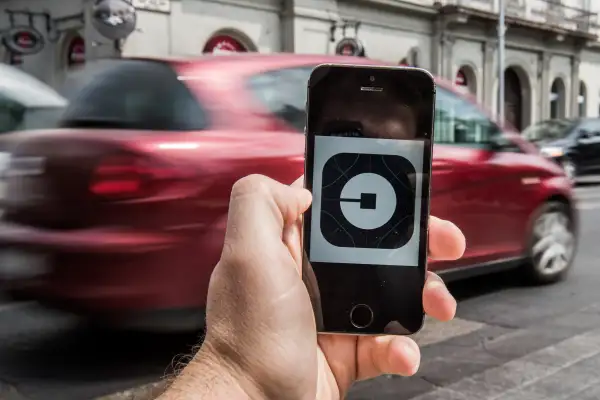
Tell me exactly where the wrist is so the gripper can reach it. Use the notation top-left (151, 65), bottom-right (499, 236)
top-left (159, 343), bottom-right (257, 400)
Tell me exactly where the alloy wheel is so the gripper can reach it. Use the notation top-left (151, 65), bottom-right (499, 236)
top-left (531, 210), bottom-right (575, 276)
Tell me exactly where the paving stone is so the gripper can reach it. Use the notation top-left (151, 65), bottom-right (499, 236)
top-left (348, 376), bottom-right (434, 400)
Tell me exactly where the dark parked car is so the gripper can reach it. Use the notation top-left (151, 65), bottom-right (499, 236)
top-left (523, 118), bottom-right (600, 181)
top-left (0, 54), bottom-right (577, 331)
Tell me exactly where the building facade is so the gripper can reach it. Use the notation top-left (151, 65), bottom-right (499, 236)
top-left (1, 0), bottom-right (599, 129)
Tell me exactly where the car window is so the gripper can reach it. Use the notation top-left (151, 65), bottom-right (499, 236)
top-left (0, 94), bottom-right (23, 134)
top-left (522, 119), bottom-right (578, 143)
top-left (60, 60), bottom-right (208, 131)
top-left (247, 66), bottom-right (314, 132)
top-left (0, 65), bottom-right (66, 134)
top-left (434, 88), bottom-right (500, 148)
top-left (577, 119), bottom-right (600, 137)
top-left (0, 93), bottom-right (64, 134)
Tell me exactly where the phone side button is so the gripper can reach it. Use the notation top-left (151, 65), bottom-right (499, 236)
top-left (350, 304), bottom-right (374, 329)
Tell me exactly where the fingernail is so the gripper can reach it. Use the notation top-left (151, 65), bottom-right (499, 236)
top-left (402, 340), bottom-right (420, 374)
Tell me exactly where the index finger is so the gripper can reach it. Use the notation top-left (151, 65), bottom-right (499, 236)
top-left (226, 175), bottom-right (311, 245)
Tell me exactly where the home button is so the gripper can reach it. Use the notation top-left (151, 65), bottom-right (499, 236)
top-left (350, 304), bottom-right (374, 329)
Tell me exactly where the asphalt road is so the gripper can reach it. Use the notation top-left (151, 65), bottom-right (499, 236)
top-left (2, 180), bottom-right (600, 400)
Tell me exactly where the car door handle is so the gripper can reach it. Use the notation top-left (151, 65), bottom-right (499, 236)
top-left (432, 160), bottom-right (453, 171)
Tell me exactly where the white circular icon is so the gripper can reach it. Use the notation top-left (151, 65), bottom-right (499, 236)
top-left (340, 173), bottom-right (397, 230)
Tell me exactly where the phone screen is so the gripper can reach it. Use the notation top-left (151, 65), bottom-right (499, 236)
top-left (303, 64), bottom-right (435, 335)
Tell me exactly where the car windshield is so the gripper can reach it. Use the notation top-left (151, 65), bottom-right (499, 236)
top-left (59, 59), bottom-right (208, 131)
top-left (522, 119), bottom-right (577, 143)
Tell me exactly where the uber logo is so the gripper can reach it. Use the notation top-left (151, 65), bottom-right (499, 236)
top-left (320, 153), bottom-right (415, 249)
top-left (310, 136), bottom-right (424, 266)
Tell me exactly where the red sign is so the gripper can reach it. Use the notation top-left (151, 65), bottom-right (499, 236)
top-left (1, 26), bottom-right (44, 55)
top-left (203, 35), bottom-right (247, 54)
top-left (15, 32), bottom-right (35, 48)
top-left (455, 70), bottom-right (467, 86)
top-left (341, 44), bottom-right (353, 56)
top-left (67, 36), bottom-right (85, 66)
top-left (335, 38), bottom-right (365, 57)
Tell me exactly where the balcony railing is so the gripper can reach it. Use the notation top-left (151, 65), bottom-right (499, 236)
top-left (529, 0), bottom-right (596, 33)
top-left (436, 0), bottom-right (598, 35)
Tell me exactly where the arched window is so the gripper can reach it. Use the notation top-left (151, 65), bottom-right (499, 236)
top-left (550, 78), bottom-right (566, 119)
top-left (400, 47), bottom-right (420, 67)
top-left (203, 29), bottom-right (256, 55)
top-left (455, 66), bottom-right (477, 96)
top-left (66, 35), bottom-right (85, 68)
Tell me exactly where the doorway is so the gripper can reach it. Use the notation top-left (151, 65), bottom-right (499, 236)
top-left (504, 68), bottom-right (523, 130)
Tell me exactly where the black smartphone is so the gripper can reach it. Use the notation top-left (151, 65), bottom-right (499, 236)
top-left (302, 64), bottom-right (436, 335)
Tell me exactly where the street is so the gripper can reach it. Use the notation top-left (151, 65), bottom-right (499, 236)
top-left (1, 181), bottom-right (600, 400)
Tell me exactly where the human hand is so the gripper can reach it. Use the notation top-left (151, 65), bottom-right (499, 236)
top-left (165, 175), bottom-right (466, 400)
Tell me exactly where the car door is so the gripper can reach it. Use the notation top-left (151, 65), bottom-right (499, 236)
top-left (573, 119), bottom-right (600, 174)
top-left (430, 88), bottom-right (525, 272)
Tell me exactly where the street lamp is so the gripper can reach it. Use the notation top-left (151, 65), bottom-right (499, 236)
top-left (497, 0), bottom-right (505, 125)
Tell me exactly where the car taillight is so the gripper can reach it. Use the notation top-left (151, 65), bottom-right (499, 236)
top-left (90, 154), bottom-right (180, 200)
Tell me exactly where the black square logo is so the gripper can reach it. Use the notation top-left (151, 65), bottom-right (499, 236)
top-left (320, 153), bottom-right (416, 249)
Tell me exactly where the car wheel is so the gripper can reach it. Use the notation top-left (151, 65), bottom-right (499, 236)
top-left (561, 159), bottom-right (577, 182)
top-left (524, 202), bottom-right (577, 284)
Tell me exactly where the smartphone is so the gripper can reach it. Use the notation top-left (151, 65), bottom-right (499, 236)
top-left (302, 64), bottom-right (436, 335)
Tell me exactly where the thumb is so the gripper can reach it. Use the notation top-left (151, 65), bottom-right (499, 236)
top-left (225, 175), bottom-right (312, 245)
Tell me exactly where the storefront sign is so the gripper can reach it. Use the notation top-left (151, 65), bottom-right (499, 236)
top-left (132, 0), bottom-right (170, 13)
top-left (1, 26), bottom-right (44, 55)
top-left (67, 36), bottom-right (85, 66)
top-left (203, 35), bottom-right (247, 54)
top-left (335, 38), bottom-right (365, 57)
top-left (92, 0), bottom-right (137, 40)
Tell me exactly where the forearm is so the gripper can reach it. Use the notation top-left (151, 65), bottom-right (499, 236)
top-left (158, 346), bottom-right (253, 400)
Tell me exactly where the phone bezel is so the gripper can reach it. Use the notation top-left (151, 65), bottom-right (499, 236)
top-left (302, 63), bottom-right (436, 335)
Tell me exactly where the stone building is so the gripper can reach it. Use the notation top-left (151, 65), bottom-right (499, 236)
top-left (1, 0), bottom-right (599, 128)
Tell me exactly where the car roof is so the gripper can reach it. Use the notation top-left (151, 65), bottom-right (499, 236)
top-left (129, 53), bottom-right (458, 90)
top-left (117, 53), bottom-right (505, 131)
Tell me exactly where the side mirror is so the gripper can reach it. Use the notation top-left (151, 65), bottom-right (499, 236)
top-left (578, 130), bottom-right (590, 141)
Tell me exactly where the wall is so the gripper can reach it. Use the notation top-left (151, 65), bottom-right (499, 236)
top-left (580, 49), bottom-right (600, 117)
top-left (452, 39), bottom-right (484, 103)
top-left (292, 0), bottom-right (433, 66)
top-left (0, 0), bottom-right (85, 87)
top-left (122, 0), bottom-right (282, 57)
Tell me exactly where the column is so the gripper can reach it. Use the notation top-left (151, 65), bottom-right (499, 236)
top-left (482, 41), bottom-right (496, 111)
top-left (279, 0), bottom-right (295, 52)
top-left (570, 55), bottom-right (581, 117)
top-left (442, 34), bottom-right (455, 81)
top-left (538, 52), bottom-right (551, 120)
top-left (430, 20), bottom-right (444, 77)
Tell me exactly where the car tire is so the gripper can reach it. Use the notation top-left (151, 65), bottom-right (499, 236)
top-left (523, 202), bottom-right (577, 284)
top-left (561, 159), bottom-right (577, 182)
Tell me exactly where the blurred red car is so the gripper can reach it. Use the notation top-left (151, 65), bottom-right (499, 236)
top-left (0, 54), bottom-right (577, 331)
